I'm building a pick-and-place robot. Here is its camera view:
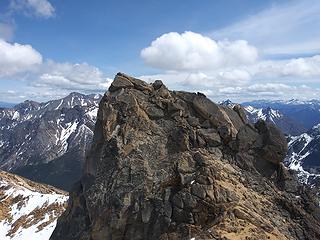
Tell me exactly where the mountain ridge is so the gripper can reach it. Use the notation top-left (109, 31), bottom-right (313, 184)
top-left (242, 99), bottom-right (320, 129)
top-left (220, 100), bottom-right (307, 135)
top-left (51, 73), bottom-right (320, 240)
top-left (0, 92), bottom-right (102, 190)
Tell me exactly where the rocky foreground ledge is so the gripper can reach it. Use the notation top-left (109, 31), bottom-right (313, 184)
top-left (51, 73), bottom-right (320, 240)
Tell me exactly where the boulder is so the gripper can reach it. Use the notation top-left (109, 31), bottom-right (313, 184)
top-left (255, 120), bottom-right (288, 165)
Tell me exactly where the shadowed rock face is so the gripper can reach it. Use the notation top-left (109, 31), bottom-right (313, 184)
top-left (51, 73), bottom-right (320, 240)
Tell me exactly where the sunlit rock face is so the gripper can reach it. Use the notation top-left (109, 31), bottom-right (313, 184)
top-left (51, 73), bottom-right (320, 240)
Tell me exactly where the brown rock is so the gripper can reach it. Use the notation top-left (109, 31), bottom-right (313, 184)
top-left (51, 73), bottom-right (320, 240)
top-left (109, 74), bottom-right (134, 92)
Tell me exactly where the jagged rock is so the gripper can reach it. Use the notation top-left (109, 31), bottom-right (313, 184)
top-left (145, 105), bottom-right (165, 119)
top-left (233, 104), bottom-right (248, 124)
top-left (51, 73), bottom-right (320, 240)
top-left (109, 74), bottom-right (134, 92)
top-left (236, 124), bottom-right (260, 151)
top-left (197, 128), bottom-right (221, 147)
top-left (255, 120), bottom-right (288, 164)
top-left (152, 80), bottom-right (164, 90)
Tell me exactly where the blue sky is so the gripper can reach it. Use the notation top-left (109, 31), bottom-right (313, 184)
top-left (0, 0), bottom-right (320, 102)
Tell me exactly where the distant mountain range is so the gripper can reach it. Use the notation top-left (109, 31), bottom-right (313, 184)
top-left (1, 95), bottom-right (319, 193)
top-left (242, 99), bottom-right (320, 130)
top-left (221, 99), bottom-right (320, 190)
top-left (50, 74), bottom-right (320, 239)
top-left (0, 91), bottom-right (319, 239)
top-left (220, 99), bottom-right (308, 135)
top-left (0, 92), bottom-right (101, 190)
top-left (0, 171), bottom-right (68, 240)
top-left (285, 124), bottom-right (320, 188)
top-left (0, 101), bottom-right (16, 109)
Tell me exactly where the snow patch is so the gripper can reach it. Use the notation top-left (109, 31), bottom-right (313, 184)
top-left (86, 108), bottom-right (98, 120)
top-left (0, 176), bottom-right (68, 240)
top-left (12, 111), bottom-right (20, 120)
top-left (55, 99), bottom-right (63, 110)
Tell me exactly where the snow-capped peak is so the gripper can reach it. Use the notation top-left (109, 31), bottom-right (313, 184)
top-left (0, 92), bottom-right (102, 190)
top-left (312, 123), bottom-right (320, 130)
top-left (219, 99), bottom-right (235, 107)
top-left (244, 105), bottom-right (282, 124)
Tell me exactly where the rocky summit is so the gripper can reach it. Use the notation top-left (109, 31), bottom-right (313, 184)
top-left (51, 73), bottom-right (320, 240)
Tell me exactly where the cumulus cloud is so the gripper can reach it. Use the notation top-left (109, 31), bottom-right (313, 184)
top-left (140, 68), bottom-right (251, 90)
top-left (0, 60), bottom-right (112, 102)
top-left (216, 84), bottom-right (320, 102)
top-left (281, 55), bottom-right (320, 77)
top-left (140, 32), bottom-right (320, 102)
top-left (0, 38), bottom-right (42, 77)
top-left (10, 0), bottom-right (55, 18)
top-left (241, 55), bottom-right (320, 81)
top-left (40, 61), bottom-right (107, 85)
top-left (141, 31), bottom-right (258, 71)
top-left (33, 60), bottom-right (112, 91)
top-left (0, 38), bottom-right (111, 100)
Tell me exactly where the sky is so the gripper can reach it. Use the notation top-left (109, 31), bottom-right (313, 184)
top-left (0, 0), bottom-right (319, 103)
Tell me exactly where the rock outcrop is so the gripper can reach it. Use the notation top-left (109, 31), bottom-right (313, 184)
top-left (51, 73), bottom-right (320, 240)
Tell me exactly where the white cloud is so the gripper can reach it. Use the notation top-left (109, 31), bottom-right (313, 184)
top-left (141, 67), bottom-right (320, 102)
top-left (216, 83), bottom-right (320, 102)
top-left (32, 60), bottom-right (112, 91)
top-left (140, 31), bottom-right (320, 102)
top-left (140, 68), bottom-right (251, 90)
top-left (241, 55), bottom-right (320, 81)
top-left (0, 60), bottom-right (112, 102)
top-left (26, 0), bottom-right (54, 17)
top-left (0, 39), bottom-right (111, 98)
top-left (212, 0), bottom-right (320, 56)
top-left (40, 61), bottom-right (106, 84)
top-left (281, 55), bottom-right (320, 77)
top-left (141, 31), bottom-right (258, 71)
top-left (0, 38), bottom-right (42, 77)
top-left (10, 0), bottom-right (55, 18)
top-left (141, 51), bottom-right (320, 88)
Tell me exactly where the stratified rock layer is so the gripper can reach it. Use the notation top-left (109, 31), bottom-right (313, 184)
top-left (51, 73), bottom-right (320, 240)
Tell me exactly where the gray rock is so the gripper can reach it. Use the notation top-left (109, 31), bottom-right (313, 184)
top-left (191, 183), bottom-right (207, 199)
top-left (254, 120), bottom-right (288, 164)
top-left (197, 128), bottom-right (221, 147)
top-left (145, 105), bottom-right (165, 119)
top-left (51, 73), bottom-right (320, 240)
top-left (152, 80), bottom-right (163, 90)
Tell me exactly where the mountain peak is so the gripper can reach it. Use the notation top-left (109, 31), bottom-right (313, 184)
top-left (66, 92), bottom-right (85, 98)
top-left (0, 89), bottom-right (101, 190)
top-left (51, 73), bottom-right (320, 240)
top-left (219, 99), bottom-right (235, 107)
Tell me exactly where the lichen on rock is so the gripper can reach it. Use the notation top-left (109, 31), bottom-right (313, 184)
top-left (51, 73), bottom-right (320, 240)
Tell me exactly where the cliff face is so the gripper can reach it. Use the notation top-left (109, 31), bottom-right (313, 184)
top-left (51, 73), bottom-right (320, 240)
